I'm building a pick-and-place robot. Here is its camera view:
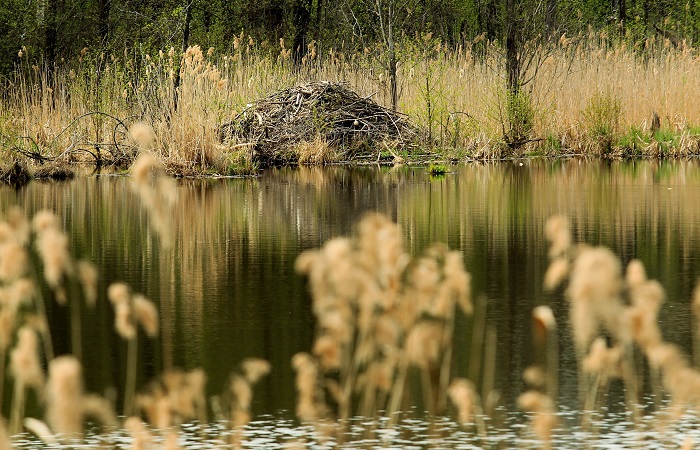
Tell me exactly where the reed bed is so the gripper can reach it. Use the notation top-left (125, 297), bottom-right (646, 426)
top-left (1, 35), bottom-right (700, 177)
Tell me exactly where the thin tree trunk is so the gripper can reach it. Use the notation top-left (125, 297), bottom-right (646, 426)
top-left (546, 0), bottom-right (557, 36)
top-left (44, 0), bottom-right (58, 68)
top-left (98, 0), bottom-right (110, 44)
top-left (173, 0), bottom-right (192, 112)
top-left (619, 0), bottom-right (627, 35)
top-left (505, 0), bottom-right (518, 96)
top-left (388, 3), bottom-right (398, 111)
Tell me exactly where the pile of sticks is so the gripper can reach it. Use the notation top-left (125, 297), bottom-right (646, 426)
top-left (219, 81), bottom-right (419, 163)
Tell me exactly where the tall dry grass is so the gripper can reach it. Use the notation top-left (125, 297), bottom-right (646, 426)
top-left (2, 167), bottom-right (700, 446)
top-left (2, 35), bottom-right (700, 176)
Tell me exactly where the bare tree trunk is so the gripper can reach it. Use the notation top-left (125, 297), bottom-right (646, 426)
top-left (619, 0), bottom-right (627, 36)
top-left (546, 0), bottom-right (557, 36)
top-left (292, 0), bottom-right (312, 65)
top-left (388, 12), bottom-right (397, 111)
top-left (44, 0), bottom-right (58, 67)
top-left (505, 0), bottom-right (518, 96)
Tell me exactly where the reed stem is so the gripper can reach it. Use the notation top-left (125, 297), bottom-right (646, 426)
top-left (9, 382), bottom-right (25, 436)
top-left (124, 336), bottom-right (138, 417)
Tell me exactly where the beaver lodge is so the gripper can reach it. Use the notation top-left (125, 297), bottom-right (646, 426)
top-left (218, 81), bottom-right (420, 165)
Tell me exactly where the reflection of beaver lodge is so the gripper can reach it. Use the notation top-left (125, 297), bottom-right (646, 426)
top-left (218, 81), bottom-right (419, 165)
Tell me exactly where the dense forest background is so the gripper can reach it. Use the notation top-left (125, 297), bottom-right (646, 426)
top-left (1, 0), bottom-right (697, 78)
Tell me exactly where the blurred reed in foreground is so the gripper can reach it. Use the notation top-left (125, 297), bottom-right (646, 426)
top-left (1, 168), bottom-right (700, 447)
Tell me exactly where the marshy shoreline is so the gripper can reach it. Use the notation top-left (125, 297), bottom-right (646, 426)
top-left (2, 37), bottom-right (700, 182)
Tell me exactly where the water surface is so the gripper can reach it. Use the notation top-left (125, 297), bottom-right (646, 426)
top-left (2, 159), bottom-right (700, 426)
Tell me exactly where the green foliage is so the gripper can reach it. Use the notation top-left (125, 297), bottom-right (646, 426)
top-left (428, 163), bottom-right (448, 175)
top-left (616, 127), bottom-right (647, 155)
top-left (505, 89), bottom-right (535, 144)
top-left (582, 92), bottom-right (621, 143)
top-left (653, 128), bottom-right (680, 154)
top-left (546, 134), bottom-right (563, 153)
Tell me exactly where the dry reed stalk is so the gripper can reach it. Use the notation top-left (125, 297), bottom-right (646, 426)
top-left (228, 359), bottom-right (270, 446)
top-left (9, 326), bottom-right (45, 435)
top-left (295, 213), bottom-right (472, 435)
top-left (518, 390), bottom-right (557, 446)
top-left (533, 306), bottom-right (558, 403)
top-left (131, 154), bottom-right (177, 249)
top-left (108, 282), bottom-right (160, 417)
top-left (46, 356), bottom-right (84, 441)
top-left (32, 210), bottom-right (83, 358)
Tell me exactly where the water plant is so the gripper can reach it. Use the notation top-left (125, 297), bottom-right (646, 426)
top-left (428, 163), bottom-right (448, 175)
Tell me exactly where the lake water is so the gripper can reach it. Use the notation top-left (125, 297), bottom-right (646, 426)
top-left (2, 159), bottom-right (700, 446)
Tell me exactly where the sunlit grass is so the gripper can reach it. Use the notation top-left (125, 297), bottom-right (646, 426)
top-left (1, 34), bottom-right (700, 177)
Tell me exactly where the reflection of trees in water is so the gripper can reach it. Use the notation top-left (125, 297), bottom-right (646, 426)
top-left (3, 160), bottom-right (700, 414)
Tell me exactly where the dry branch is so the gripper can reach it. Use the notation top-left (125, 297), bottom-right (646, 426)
top-left (218, 81), bottom-right (420, 164)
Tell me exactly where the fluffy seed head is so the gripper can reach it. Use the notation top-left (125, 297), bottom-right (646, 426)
top-left (129, 122), bottom-right (155, 150)
top-left (447, 378), bottom-right (477, 425)
top-left (46, 356), bottom-right (84, 438)
top-left (77, 261), bottom-right (98, 307)
top-left (10, 326), bottom-right (45, 390)
top-left (241, 358), bottom-right (271, 384)
top-left (133, 294), bottom-right (159, 337)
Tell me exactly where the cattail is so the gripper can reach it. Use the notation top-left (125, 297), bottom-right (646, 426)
top-left (46, 356), bottom-right (84, 438)
top-left (533, 306), bottom-right (556, 333)
top-left (628, 279), bottom-right (664, 351)
top-left (131, 153), bottom-right (160, 184)
top-left (10, 326), bottom-right (44, 390)
top-left (6, 207), bottom-right (29, 245)
top-left (447, 378), bottom-right (477, 425)
top-left (133, 294), bottom-right (159, 337)
top-left (82, 394), bottom-right (117, 428)
top-left (130, 154), bottom-right (176, 248)
top-left (124, 417), bottom-right (153, 450)
top-left (34, 226), bottom-right (72, 298)
top-left (0, 309), bottom-right (15, 352)
top-left (129, 123), bottom-right (155, 150)
top-left (108, 283), bottom-right (136, 339)
top-left (444, 250), bottom-right (472, 315)
top-left (544, 257), bottom-right (569, 291)
top-left (582, 338), bottom-right (622, 379)
top-left (0, 241), bottom-right (28, 282)
top-left (32, 210), bottom-right (59, 234)
top-left (567, 246), bottom-right (624, 350)
top-left (108, 282), bottom-right (130, 305)
top-left (23, 417), bottom-right (59, 446)
top-left (11, 278), bottom-right (35, 307)
top-left (76, 261), bottom-right (98, 307)
top-left (518, 390), bottom-right (557, 443)
top-left (312, 334), bottom-right (341, 370)
top-left (545, 216), bottom-right (570, 258)
top-left (241, 358), bottom-right (271, 384)
top-left (523, 365), bottom-right (546, 388)
top-left (292, 353), bottom-right (320, 422)
top-left (114, 297), bottom-right (136, 339)
top-left (231, 375), bottom-right (252, 412)
top-left (626, 259), bottom-right (647, 288)
top-left (405, 321), bottom-right (443, 369)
